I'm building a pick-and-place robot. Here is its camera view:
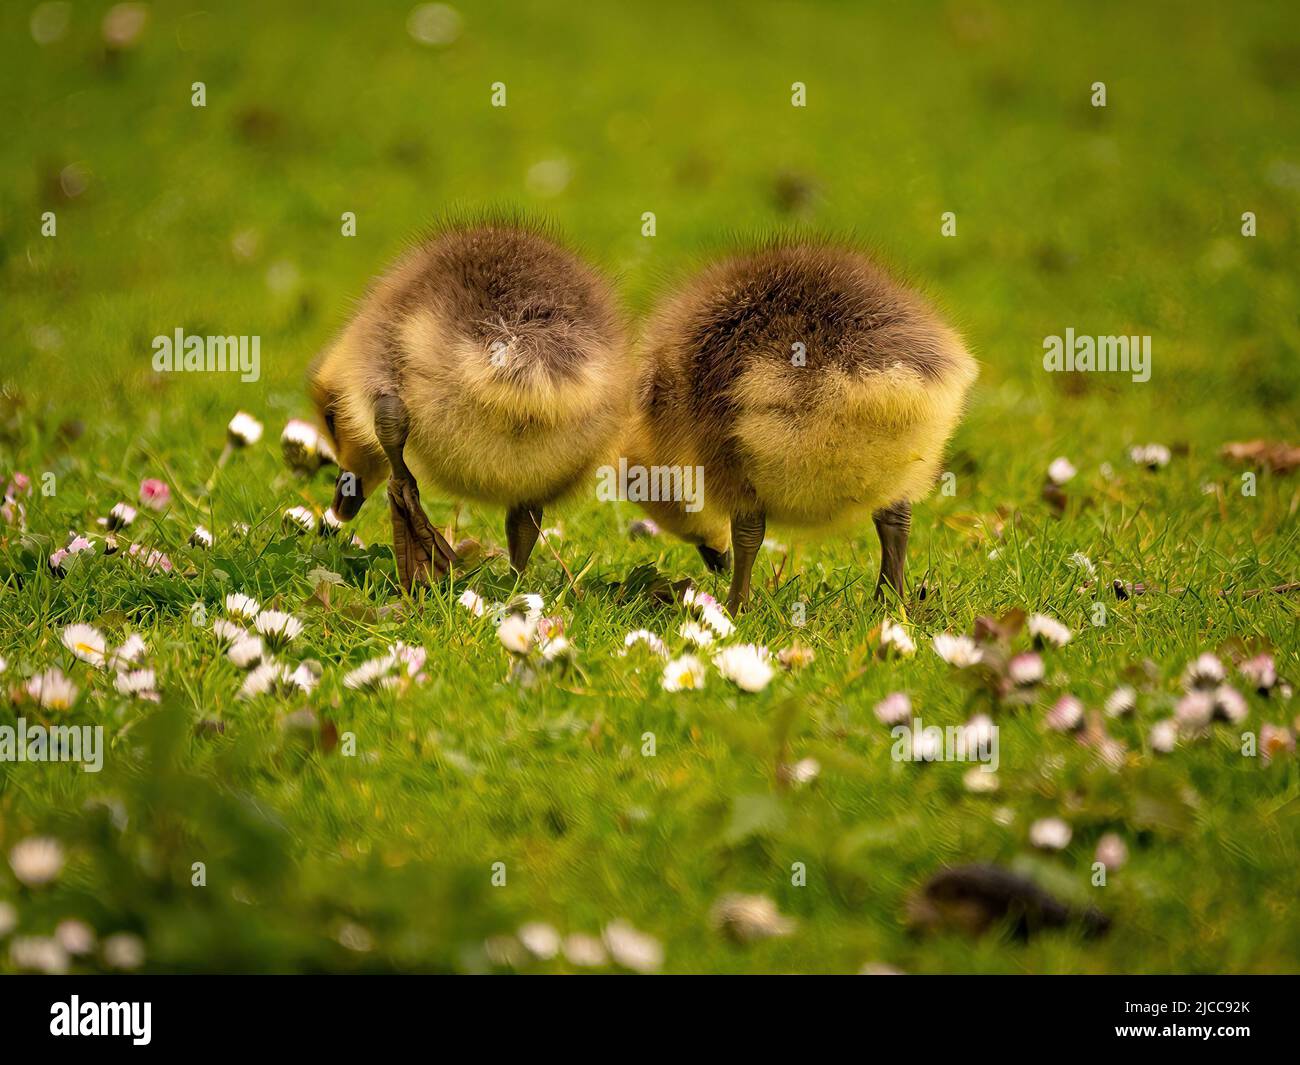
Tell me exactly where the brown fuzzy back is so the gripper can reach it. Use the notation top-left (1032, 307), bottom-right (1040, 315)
top-left (648, 243), bottom-right (960, 421)
top-left (632, 242), bottom-right (977, 534)
top-left (380, 224), bottom-right (622, 391)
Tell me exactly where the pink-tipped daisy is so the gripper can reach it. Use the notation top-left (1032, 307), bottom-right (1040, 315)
top-left (138, 478), bottom-right (171, 511)
top-left (25, 669), bottom-right (78, 710)
top-left (874, 691), bottom-right (912, 726)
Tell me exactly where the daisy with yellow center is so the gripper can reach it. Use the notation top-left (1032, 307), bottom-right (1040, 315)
top-left (61, 624), bottom-right (106, 668)
top-left (661, 655), bottom-right (706, 692)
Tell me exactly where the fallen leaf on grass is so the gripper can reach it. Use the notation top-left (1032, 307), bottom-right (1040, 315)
top-left (1221, 439), bottom-right (1300, 474)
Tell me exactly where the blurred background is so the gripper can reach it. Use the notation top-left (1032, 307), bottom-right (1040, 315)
top-left (2, 0), bottom-right (1298, 454)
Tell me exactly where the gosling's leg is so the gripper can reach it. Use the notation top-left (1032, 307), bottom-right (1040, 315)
top-left (374, 394), bottom-right (457, 592)
top-left (505, 503), bottom-right (544, 573)
top-left (726, 511), bottom-right (766, 615)
top-left (873, 498), bottom-right (911, 601)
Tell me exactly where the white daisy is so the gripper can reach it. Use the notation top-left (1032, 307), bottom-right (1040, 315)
top-left (61, 623), bottom-right (107, 668)
top-left (9, 937), bottom-right (69, 974)
top-left (457, 589), bottom-right (486, 617)
top-left (782, 757), bottom-right (821, 785)
top-left (227, 635), bottom-right (266, 669)
top-left (682, 586), bottom-right (721, 609)
top-left (678, 621), bottom-right (714, 648)
top-left (280, 418), bottom-right (323, 473)
top-left (623, 629), bottom-right (669, 658)
top-left (497, 614), bottom-right (537, 655)
top-left (1008, 651), bottom-right (1044, 686)
top-left (1212, 685), bottom-right (1248, 725)
top-left (699, 604), bottom-right (735, 638)
top-left (225, 592), bottom-right (260, 620)
top-left (189, 525), bottom-right (213, 549)
top-left (1095, 833), bottom-right (1128, 870)
top-left (874, 691), bottom-right (912, 726)
top-left (212, 619), bottom-right (247, 644)
top-left (1181, 652), bottom-right (1225, 691)
top-left (114, 669), bottom-right (159, 701)
top-left (539, 635), bottom-right (573, 664)
top-left (1046, 457), bottom-right (1077, 485)
top-left (1129, 443), bottom-right (1171, 469)
top-left (511, 593), bottom-right (544, 621)
top-left (661, 654), bottom-right (706, 691)
top-left (1027, 613), bottom-right (1072, 648)
top-left (517, 922), bottom-right (561, 960)
top-left (932, 633), bottom-right (983, 667)
top-left (9, 836), bottom-right (64, 886)
top-left (54, 919), bottom-right (96, 956)
top-left (1149, 718), bottom-right (1179, 753)
top-left (237, 662), bottom-right (291, 699)
top-left (1238, 653), bottom-right (1277, 692)
top-left (1028, 817), bottom-right (1072, 851)
top-left (102, 932), bottom-right (145, 971)
top-left (1068, 551), bottom-right (1096, 579)
top-left (713, 643), bottom-right (774, 692)
top-left (602, 920), bottom-right (663, 974)
top-left (109, 632), bottom-right (147, 670)
top-left (391, 642), bottom-right (427, 679)
top-left (777, 644), bottom-right (815, 670)
top-left (963, 767), bottom-right (1000, 793)
top-left (710, 894), bottom-right (796, 944)
top-left (290, 660), bottom-right (323, 693)
top-left (255, 610), bottom-right (303, 645)
top-left (319, 508), bottom-right (342, 535)
top-left (562, 933), bottom-right (608, 967)
top-left (282, 506), bottom-right (316, 534)
top-left (227, 410), bottom-right (263, 447)
top-left (1045, 694), bottom-right (1084, 731)
top-left (106, 502), bottom-right (137, 530)
top-left (25, 668), bottom-right (78, 709)
top-left (1104, 685), bottom-right (1136, 718)
top-left (1260, 723), bottom-right (1295, 764)
top-left (963, 713), bottom-right (998, 750)
top-left (912, 729), bottom-right (944, 762)
top-left (343, 655), bottom-right (399, 691)
top-left (880, 618), bottom-right (916, 657)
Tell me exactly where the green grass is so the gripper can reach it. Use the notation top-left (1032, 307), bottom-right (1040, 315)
top-left (1, 0), bottom-right (1298, 973)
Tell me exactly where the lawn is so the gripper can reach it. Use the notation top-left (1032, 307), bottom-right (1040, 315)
top-left (1, 0), bottom-right (1298, 974)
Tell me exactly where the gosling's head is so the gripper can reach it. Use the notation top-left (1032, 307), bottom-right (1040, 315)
top-left (308, 342), bottom-right (388, 520)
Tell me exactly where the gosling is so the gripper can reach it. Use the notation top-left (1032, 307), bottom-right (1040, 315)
top-left (626, 241), bottom-right (978, 614)
top-left (309, 219), bottom-right (628, 591)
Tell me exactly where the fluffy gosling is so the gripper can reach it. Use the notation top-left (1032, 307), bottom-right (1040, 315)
top-left (309, 219), bottom-right (628, 591)
top-left (626, 241), bottom-right (978, 614)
